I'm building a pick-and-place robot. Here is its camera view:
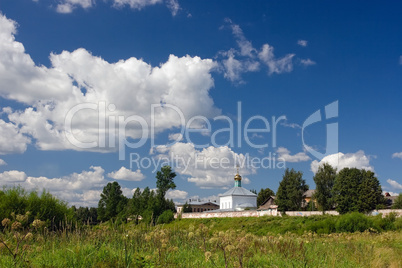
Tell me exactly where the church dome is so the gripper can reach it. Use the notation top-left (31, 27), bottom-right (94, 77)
top-left (234, 173), bottom-right (242, 181)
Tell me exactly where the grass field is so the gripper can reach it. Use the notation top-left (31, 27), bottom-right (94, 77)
top-left (1, 214), bottom-right (402, 267)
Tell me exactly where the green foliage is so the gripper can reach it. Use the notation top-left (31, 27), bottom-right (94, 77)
top-left (303, 200), bottom-right (318, 211)
top-left (257, 188), bottom-right (275, 207)
top-left (372, 213), bottom-right (397, 231)
top-left (276, 168), bottom-right (308, 211)
top-left (157, 210), bottom-right (174, 224)
top-left (156, 165), bottom-right (176, 199)
top-left (332, 168), bottom-right (383, 214)
top-left (97, 182), bottom-right (127, 222)
top-left (335, 212), bottom-right (372, 232)
top-left (1, 213), bottom-right (402, 267)
top-left (392, 193), bottom-right (402, 209)
top-left (72, 206), bottom-right (98, 225)
top-left (313, 163), bottom-right (336, 211)
top-left (0, 186), bottom-right (72, 230)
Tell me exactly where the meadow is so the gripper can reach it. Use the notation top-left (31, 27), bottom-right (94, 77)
top-left (1, 213), bottom-right (402, 267)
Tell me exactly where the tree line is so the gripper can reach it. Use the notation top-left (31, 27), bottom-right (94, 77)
top-left (272, 164), bottom-right (401, 214)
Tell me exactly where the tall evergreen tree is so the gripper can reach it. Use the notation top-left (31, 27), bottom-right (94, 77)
top-left (313, 163), bottom-right (336, 212)
top-left (276, 168), bottom-right (308, 212)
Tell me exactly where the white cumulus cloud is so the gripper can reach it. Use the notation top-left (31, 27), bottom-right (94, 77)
top-left (310, 150), bottom-right (374, 174)
top-left (387, 179), bottom-right (402, 190)
top-left (0, 13), bottom-right (220, 152)
top-left (276, 147), bottom-right (310, 163)
top-left (0, 119), bottom-right (30, 154)
top-left (166, 189), bottom-right (188, 200)
top-left (107, 167), bottom-right (145, 181)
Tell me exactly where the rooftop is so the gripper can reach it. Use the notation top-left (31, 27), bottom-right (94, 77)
top-left (221, 186), bottom-right (257, 197)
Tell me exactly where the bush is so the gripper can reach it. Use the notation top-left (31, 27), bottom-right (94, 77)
top-left (307, 217), bottom-right (337, 234)
top-left (372, 212), bottom-right (397, 231)
top-left (157, 210), bottom-right (174, 224)
top-left (336, 212), bottom-right (372, 232)
top-left (0, 186), bottom-right (73, 230)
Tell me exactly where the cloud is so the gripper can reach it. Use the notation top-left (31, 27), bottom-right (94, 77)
top-left (300, 58), bottom-right (316, 66)
top-left (56, 0), bottom-right (94, 13)
top-left (219, 19), bottom-right (296, 82)
top-left (112, 0), bottom-right (162, 9)
top-left (221, 50), bottom-right (245, 82)
top-left (0, 170), bottom-right (27, 183)
top-left (225, 18), bottom-right (257, 58)
top-left (310, 150), bottom-right (374, 174)
top-left (168, 133), bottom-right (183, 141)
top-left (0, 166), bottom-right (113, 207)
top-left (276, 147), bottom-right (310, 163)
top-left (0, 159), bottom-right (6, 166)
top-left (0, 119), bottom-right (31, 154)
top-left (166, 0), bottom-right (180, 16)
top-left (392, 152), bottom-right (402, 159)
top-left (154, 142), bottom-right (252, 188)
top-left (387, 179), bottom-right (402, 190)
top-left (54, 0), bottom-right (179, 16)
top-left (258, 44), bottom-right (295, 75)
top-left (107, 167), bottom-right (145, 181)
top-left (297, 40), bottom-right (308, 47)
top-left (166, 189), bottom-right (188, 200)
top-left (399, 55), bottom-right (402, 65)
top-left (0, 14), bottom-right (220, 152)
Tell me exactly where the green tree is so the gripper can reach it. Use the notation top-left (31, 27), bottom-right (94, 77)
top-left (156, 165), bottom-right (177, 199)
top-left (98, 182), bottom-right (127, 221)
top-left (127, 187), bottom-right (142, 223)
top-left (392, 193), bottom-right (402, 209)
top-left (257, 188), bottom-right (275, 207)
top-left (276, 168), bottom-right (308, 212)
top-left (332, 168), bottom-right (383, 214)
top-left (313, 163), bottom-right (336, 212)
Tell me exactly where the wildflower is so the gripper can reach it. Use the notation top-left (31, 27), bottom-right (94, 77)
top-left (16, 214), bottom-right (27, 222)
top-left (205, 251), bottom-right (212, 262)
top-left (1, 218), bottom-right (11, 227)
top-left (32, 219), bottom-right (45, 229)
top-left (188, 232), bottom-right (194, 239)
top-left (11, 221), bottom-right (22, 230)
top-left (25, 232), bottom-right (33, 241)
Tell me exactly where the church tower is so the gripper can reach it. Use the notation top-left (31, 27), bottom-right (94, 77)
top-left (234, 170), bottom-right (242, 187)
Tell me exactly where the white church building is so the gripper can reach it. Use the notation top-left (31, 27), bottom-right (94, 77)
top-left (219, 171), bottom-right (257, 211)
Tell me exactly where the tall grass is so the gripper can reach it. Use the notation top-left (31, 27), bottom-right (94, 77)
top-left (1, 213), bottom-right (401, 267)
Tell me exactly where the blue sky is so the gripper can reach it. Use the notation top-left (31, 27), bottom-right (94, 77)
top-left (0, 0), bottom-right (401, 207)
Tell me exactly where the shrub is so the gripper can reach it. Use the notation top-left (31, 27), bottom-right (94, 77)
top-left (157, 210), bottom-right (174, 224)
top-left (372, 212), bottom-right (397, 231)
top-left (335, 212), bottom-right (372, 232)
